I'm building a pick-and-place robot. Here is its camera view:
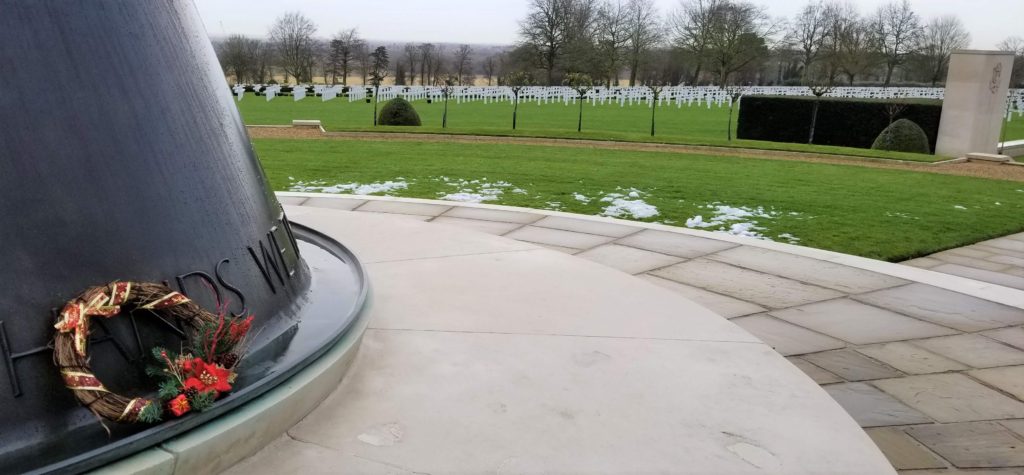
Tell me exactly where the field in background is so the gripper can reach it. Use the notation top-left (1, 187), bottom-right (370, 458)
top-left (254, 138), bottom-right (1024, 261)
top-left (234, 94), bottom-right (1002, 162)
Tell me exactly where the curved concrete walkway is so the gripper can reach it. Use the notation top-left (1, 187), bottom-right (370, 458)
top-left (275, 192), bottom-right (1024, 474)
top-left (226, 204), bottom-right (892, 474)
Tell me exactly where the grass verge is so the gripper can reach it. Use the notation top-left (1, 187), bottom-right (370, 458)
top-left (254, 138), bottom-right (1024, 261)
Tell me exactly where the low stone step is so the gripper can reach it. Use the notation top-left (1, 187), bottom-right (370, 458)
top-left (966, 153), bottom-right (1012, 163)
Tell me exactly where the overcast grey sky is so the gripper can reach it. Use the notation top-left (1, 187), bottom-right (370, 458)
top-left (195, 0), bottom-right (1022, 49)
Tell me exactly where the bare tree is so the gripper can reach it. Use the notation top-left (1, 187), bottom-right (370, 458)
top-left (502, 71), bottom-right (535, 129)
top-left (520, 0), bottom-right (573, 85)
top-left (624, 0), bottom-right (662, 86)
top-left (482, 56), bottom-right (498, 86)
top-left (418, 43), bottom-right (435, 85)
top-left (669, 0), bottom-right (723, 84)
top-left (998, 36), bottom-right (1024, 87)
top-left (704, 1), bottom-right (779, 85)
top-left (217, 34), bottom-right (256, 83)
top-left (327, 29), bottom-right (362, 85)
top-left (355, 42), bottom-right (371, 85)
top-left (268, 12), bottom-right (317, 83)
top-left (595, 0), bottom-right (629, 86)
top-left (430, 45), bottom-right (446, 84)
top-left (564, 72), bottom-right (594, 132)
top-left (453, 44), bottom-right (474, 85)
top-left (916, 16), bottom-right (969, 86)
top-left (791, 1), bottom-right (828, 81)
top-left (645, 81), bottom-right (665, 135)
top-left (871, 0), bottom-right (922, 86)
top-left (403, 44), bottom-right (419, 85)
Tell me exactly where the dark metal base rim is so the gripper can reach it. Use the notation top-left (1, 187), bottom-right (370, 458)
top-left (30, 223), bottom-right (369, 475)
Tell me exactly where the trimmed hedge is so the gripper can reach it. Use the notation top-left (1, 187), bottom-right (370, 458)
top-left (737, 96), bottom-right (942, 153)
top-left (378, 98), bottom-right (422, 126)
top-left (872, 119), bottom-right (931, 154)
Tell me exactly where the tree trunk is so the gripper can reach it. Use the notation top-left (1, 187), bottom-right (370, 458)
top-left (650, 97), bottom-right (656, 136)
top-left (577, 98), bottom-right (583, 132)
top-left (884, 63), bottom-right (895, 87)
top-left (512, 96), bottom-right (519, 129)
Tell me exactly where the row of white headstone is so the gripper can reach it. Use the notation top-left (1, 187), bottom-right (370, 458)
top-left (232, 84), bottom-right (1023, 118)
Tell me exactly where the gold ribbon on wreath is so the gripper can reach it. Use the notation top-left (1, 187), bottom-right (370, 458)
top-left (54, 282), bottom-right (191, 356)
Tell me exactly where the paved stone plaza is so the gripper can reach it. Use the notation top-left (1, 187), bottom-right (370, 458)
top-left (273, 192), bottom-right (1024, 474)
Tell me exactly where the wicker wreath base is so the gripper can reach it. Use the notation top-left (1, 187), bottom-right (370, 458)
top-left (53, 281), bottom-right (220, 424)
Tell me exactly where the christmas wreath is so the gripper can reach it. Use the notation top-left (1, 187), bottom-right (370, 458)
top-left (53, 281), bottom-right (253, 424)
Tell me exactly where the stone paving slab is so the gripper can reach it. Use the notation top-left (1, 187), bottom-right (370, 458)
top-left (430, 216), bottom-right (524, 235)
top-left (787, 357), bottom-right (844, 385)
top-left (276, 195), bottom-right (308, 205)
top-left (638, 275), bottom-right (766, 319)
top-left (906, 422), bottom-right (1024, 468)
top-left (365, 250), bottom-right (759, 343)
top-left (355, 199), bottom-right (451, 216)
top-left (504, 225), bottom-right (616, 250)
top-left (531, 215), bottom-right (641, 238)
top-left (983, 238), bottom-right (1024, 254)
top-left (440, 205), bottom-right (543, 224)
top-left (286, 206), bottom-right (536, 264)
top-left (931, 252), bottom-right (1015, 272)
top-left (651, 259), bottom-right (845, 309)
top-left (873, 374), bottom-right (1024, 423)
top-left (932, 264), bottom-right (1024, 290)
top-left (802, 349), bottom-right (902, 381)
top-left (1003, 419), bottom-right (1024, 438)
top-left (903, 257), bottom-right (944, 269)
top-left (303, 196), bottom-right (367, 210)
top-left (983, 327), bottom-right (1024, 350)
top-left (823, 382), bottom-right (932, 427)
top-left (853, 284), bottom-right (1024, 333)
top-left (709, 246), bottom-right (908, 294)
top-left (731, 315), bottom-right (846, 356)
top-left (914, 334), bottom-right (1024, 369)
top-left (576, 244), bottom-right (684, 275)
top-left (866, 427), bottom-right (947, 470)
top-left (990, 255), bottom-right (1024, 268)
top-left (856, 342), bottom-right (970, 375)
top-left (969, 366), bottom-right (1024, 400)
top-left (770, 299), bottom-right (958, 345)
top-left (615, 229), bottom-right (737, 258)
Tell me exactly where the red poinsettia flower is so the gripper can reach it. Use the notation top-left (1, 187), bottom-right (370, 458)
top-left (179, 357), bottom-right (204, 373)
top-left (168, 394), bottom-right (190, 417)
top-left (190, 360), bottom-right (233, 394)
top-left (183, 377), bottom-right (205, 393)
top-left (229, 316), bottom-right (254, 341)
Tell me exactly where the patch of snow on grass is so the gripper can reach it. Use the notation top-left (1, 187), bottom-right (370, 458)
top-left (954, 205), bottom-right (967, 210)
top-left (573, 193), bottom-right (591, 203)
top-left (684, 203), bottom-right (799, 241)
top-left (433, 177), bottom-right (523, 203)
top-left (289, 180), bottom-right (409, 195)
top-left (598, 188), bottom-right (659, 219)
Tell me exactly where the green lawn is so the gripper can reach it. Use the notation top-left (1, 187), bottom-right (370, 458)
top-left (236, 94), bottom-right (945, 163)
top-left (1003, 116), bottom-right (1024, 142)
top-left (255, 138), bottom-right (1024, 261)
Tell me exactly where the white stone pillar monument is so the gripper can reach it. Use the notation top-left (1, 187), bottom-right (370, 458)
top-left (936, 50), bottom-right (1016, 157)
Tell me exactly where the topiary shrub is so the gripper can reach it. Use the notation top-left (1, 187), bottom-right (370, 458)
top-left (377, 98), bottom-right (422, 126)
top-left (871, 119), bottom-right (931, 154)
